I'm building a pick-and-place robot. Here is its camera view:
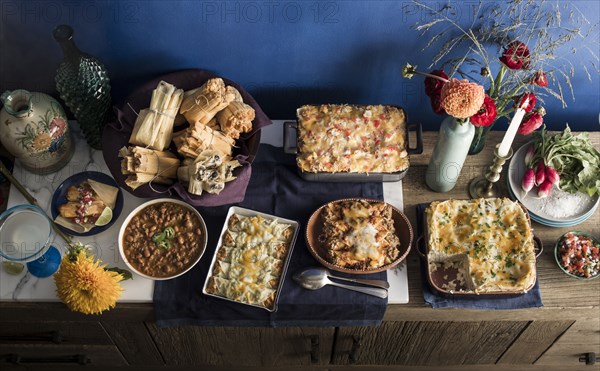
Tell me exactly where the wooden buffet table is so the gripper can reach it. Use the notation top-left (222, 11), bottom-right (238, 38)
top-left (0, 131), bottom-right (598, 371)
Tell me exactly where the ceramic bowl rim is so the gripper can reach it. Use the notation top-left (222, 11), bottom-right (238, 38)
top-left (117, 198), bottom-right (207, 281)
top-left (554, 231), bottom-right (600, 280)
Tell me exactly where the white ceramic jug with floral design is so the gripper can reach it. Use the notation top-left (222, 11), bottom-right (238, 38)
top-left (0, 90), bottom-right (74, 174)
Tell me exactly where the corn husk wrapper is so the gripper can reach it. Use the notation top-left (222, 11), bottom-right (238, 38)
top-left (129, 81), bottom-right (183, 150)
top-left (119, 146), bottom-right (180, 190)
top-left (226, 86), bottom-right (244, 103)
top-left (206, 118), bottom-right (220, 132)
top-left (216, 101), bottom-right (255, 139)
top-left (124, 173), bottom-right (174, 190)
top-left (173, 123), bottom-right (234, 159)
top-left (179, 78), bottom-right (236, 125)
top-left (177, 150), bottom-right (240, 196)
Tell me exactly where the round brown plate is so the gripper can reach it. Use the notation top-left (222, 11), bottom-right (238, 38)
top-left (305, 198), bottom-right (413, 274)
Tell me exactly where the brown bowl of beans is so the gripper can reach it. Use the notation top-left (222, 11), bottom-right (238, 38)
top-left (118, 198), bottom-right (208, 280)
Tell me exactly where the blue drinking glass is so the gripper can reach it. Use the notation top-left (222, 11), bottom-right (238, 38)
top-left (0, 204), bottom-right (61, 277)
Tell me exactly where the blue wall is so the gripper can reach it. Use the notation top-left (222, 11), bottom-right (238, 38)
top-left (1, 0), bottom-right (598, 131)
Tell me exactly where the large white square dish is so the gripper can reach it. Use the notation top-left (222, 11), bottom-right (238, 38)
top-left (202, 206), bottom-right (299, 312)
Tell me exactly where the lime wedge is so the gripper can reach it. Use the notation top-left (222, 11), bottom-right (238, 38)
top-left (2, 261), bottom-right (25, 275)
top-left (95, 207), bottom-right (113, 226)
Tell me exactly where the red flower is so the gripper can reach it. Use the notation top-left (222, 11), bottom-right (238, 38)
top-left (430, 93), bottom-right (445, 115)
top-left (470, 95), bottom-right (497, 127)
top-left (424, 70), bottom-right (448, 97)
top-left (532, 71), bottom-right (548, 87)
top-left (49, 117), bottom-right (67, 139)
top-left (500, 41), bottom-right (531, 70)
top-left (517, 92), bottom-right (537, 112)
top-left (518, 111), bottom-right (544, 135)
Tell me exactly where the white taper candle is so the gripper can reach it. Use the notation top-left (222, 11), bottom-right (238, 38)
top-left (497, 98), bottom-right (529, 157)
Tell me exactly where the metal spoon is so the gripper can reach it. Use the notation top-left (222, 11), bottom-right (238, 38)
top-left (293, 270), bottom-right (388, 298)
top-left (295, 267), bottom-right (390, 289)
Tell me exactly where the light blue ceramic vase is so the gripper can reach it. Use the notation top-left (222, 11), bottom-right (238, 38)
top-left (426, 116), bottom-right (475, 192)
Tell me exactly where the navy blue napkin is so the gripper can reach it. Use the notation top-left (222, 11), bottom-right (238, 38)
top-left (153, 144), bottom-right (387, 327)
top-left (416, 204), bottom-right (543, 309)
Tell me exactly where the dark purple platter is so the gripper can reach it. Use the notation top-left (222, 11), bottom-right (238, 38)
top-left (102, 69), bottom-right (271, 207)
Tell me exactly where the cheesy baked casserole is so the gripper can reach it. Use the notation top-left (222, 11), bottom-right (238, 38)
top-left (205, 213), bottom-right (294, 309)
top-left (426, 198), bottom-right (536, 293)
top-left (296, 104), bottom-right (409, 173)
top-left (320, 200), bottom-right (400, 270)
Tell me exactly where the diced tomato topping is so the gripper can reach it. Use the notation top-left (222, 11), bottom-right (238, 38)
top-left (557, 232), bottom-right (600, 278)
top-left (373, 120), bottom-right (381, 128)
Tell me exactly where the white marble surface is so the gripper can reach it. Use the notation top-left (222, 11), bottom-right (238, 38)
top-left (1, 126), bottom-right (152, 302)
top-left (1, 120), bottom-right (409, 304)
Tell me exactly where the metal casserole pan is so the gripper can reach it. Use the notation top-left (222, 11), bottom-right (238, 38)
top-left (202, 206), bottom-right (299, 312)
top-left (416, 201), bottom-right (543, 298)
top-left (283, 105), bottom-right (423, 182)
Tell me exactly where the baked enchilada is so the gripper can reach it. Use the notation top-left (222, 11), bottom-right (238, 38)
top-left (296, 104), bottom-right (409, 173)
top-left (205, 213), bottom-right (295, 309)
top-left (320, 199), bottom-right (401, 270)
top-left (426, 198), bottom-right (536, 293)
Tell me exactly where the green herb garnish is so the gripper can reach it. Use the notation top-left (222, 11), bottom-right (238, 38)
top-left (157, 240), bottom-right (171, 250)
top-left (164, 226), bottom-right (175, 239)
top-left (152, 227), bottom-right (176, 250)
top-left (152, 232), bottom-right (166, 243)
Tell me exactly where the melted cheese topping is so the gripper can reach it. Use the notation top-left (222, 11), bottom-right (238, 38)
top-left (296, 104), bottom-right (409, 173)
top-left (207, 213), bottom-right (293, 309)
top-left (321, 200), bottom-right (400, 269)
top-left (426, 198), bottom-right (536, 293)
top-left (349, 223), bottom-right (380, 261)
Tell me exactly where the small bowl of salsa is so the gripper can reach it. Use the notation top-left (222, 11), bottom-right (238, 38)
top-left (554, 231), bottom-right (600, 280)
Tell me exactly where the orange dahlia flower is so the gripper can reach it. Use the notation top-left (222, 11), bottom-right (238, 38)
top-left (440, 79), bottom-right (485, 120)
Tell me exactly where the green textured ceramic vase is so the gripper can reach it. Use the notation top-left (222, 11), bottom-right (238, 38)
top-left (54, 25), bottom-right (111, 150)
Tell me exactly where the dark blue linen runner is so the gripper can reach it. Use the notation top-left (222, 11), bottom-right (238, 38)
top-left (416, 204), bottom-right (543, 309)
top-left (154, 144), bottom-right (388, 327)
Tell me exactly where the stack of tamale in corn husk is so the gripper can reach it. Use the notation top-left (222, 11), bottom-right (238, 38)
top-left (119, 146), bottom-right (180, 190)
top-left (129, 81), bottom-right (183, 151)
top-left (177, 150), bottom-right (240, 195)
top-left (172, 122), bottom-right (234, 158)
top-left (119, 78), bottom-right (255, 195)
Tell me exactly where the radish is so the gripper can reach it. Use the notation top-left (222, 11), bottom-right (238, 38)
top-left (521, 168), bottom-right (535, 193)
top-left (545, 165), bottom-right (560, 185)
top-left (535, 161), bottom-right (546, 186)
top-left (524, 145), bottom-right (535, 166)
top-left (537, 179), bottom-right (552, 198)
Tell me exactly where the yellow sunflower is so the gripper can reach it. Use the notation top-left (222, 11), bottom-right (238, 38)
top-left (54, 251), bottom-right (124, 315)
top-left (32, 132), bottom-right (52, 151)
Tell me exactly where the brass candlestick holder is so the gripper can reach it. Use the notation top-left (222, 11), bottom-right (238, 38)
top-left (468, 144), bottom-right (513, 199)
